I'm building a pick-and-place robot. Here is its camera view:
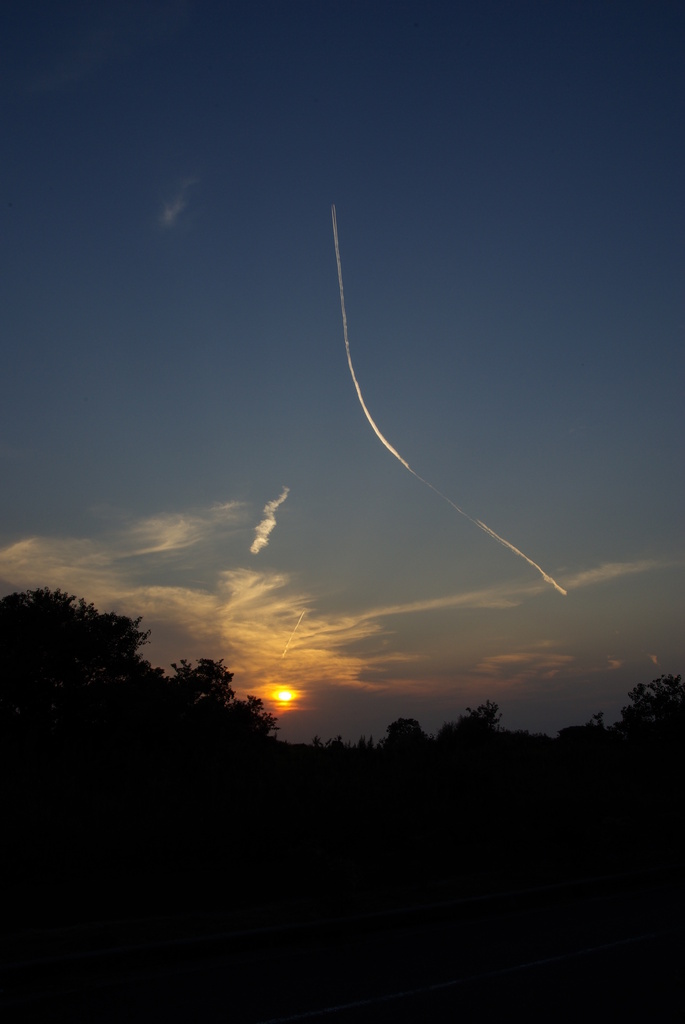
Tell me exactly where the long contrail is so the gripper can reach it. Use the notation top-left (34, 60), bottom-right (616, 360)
top-left (331, 204), bottom-right (567, 597)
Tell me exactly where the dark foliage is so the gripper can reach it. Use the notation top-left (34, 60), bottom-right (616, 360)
top-left (383, 716), bottom-right (428, 749)
top-left (436, 700), bottom-right (501, 747)
top-left (0, 587), bottom-right (156, 741)
top-left (169, 657), bottom-right (278, 739)
top-left (614, 674), bottom-right (685, 742)
top-left (1, 588), bottom-right (682, 927)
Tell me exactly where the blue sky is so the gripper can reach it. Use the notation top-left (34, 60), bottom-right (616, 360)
top-left (1, 0), bottom-right (683, 741)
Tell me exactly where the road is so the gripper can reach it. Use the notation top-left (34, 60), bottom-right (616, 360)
top-left (3, 878), bottom-right (684, 1022)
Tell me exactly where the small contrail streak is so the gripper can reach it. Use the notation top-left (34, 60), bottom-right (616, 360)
top-left (331, 204), bottom-right (566, 597)
top-left (282, 609), bottom-right (306, 658)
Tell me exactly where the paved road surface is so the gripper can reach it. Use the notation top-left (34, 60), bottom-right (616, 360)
top-left (3, 879), bottom-right (684, 1022)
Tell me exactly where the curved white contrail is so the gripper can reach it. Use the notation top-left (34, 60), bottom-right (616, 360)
top-left (331, 205), bottom-right (566, 597)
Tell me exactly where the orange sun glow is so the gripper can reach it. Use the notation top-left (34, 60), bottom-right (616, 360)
top-left (276, 690), bottom-right (293, 703)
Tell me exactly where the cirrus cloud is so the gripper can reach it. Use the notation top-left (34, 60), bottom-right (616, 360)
top-left (0, 508), bottom-right (679, 723)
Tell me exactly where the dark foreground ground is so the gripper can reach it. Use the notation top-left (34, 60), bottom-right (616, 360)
top-left (2, 866), bottom-right (684, 1023)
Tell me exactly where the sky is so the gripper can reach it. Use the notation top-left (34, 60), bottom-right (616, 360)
top-left (1, 0), bottom-right (683, 742)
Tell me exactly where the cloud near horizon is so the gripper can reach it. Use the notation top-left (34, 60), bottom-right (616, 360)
top-left (0, 505), bottom-right (677, 712)
top-left (475, 646), bottom-right (575, 685)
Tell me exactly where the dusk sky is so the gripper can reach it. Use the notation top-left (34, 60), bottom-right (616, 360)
top-left (2, 0), bottom-right (683, 742)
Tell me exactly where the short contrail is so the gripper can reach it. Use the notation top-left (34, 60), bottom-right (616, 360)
top-left (282, 609), bottom-right (306, 658)
top-left (331, 205), bottom-right (566, 597)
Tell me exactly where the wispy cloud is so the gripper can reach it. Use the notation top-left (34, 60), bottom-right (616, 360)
top-left (122, 503), bottom-right (240, 556)
top-left (159, 177), bottom-right (198, 228)
top-left (366, 581), bottom-right (539, 619)
top-left (0, 502), bottom-right (244, 593)
top-left (563, 559), bottom-right (667, 590)
top-left (160, 194), bottom-right (186, 228)
top-left (0, 511), bottom-right (678, 716)
top-left (475, 647), bottom-right (575, 684)
top-left (250, 487), bottom-right (289, 554)
top-left (0, 506), bottom-right (380, 700)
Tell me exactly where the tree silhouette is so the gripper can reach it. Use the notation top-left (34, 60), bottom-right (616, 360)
top-left (383, 717), bottom-right (427, 749)
top-left (171, 657), bottom-right (236, 709)
top-left (0, 587), bottom-right (153, 739)
top-left (615, 673), bottom-right (684, 742)
top-left (170, 658), bottom-right (278, 739)
top-left (0, 590), bottom-right (277, 748)
top-left (437, 700), bottom-right (502, 747)
top-left (465, 700), bottom-right (502, 731)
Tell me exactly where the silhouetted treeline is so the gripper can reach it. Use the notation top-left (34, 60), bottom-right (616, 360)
top-left (1, 589), bottom-right (682, 926)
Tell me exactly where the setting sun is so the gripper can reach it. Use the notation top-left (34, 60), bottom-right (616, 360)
top-left (276, 690), bottom-right (293, 703)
